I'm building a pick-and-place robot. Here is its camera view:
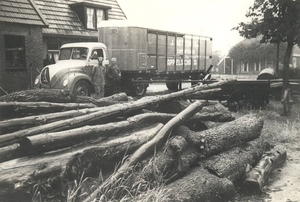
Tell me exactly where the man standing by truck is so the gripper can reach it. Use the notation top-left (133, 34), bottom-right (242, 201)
top-left (92, 57), bottom-right (106, 98)
top-left (106, 57), bottom-right (121, 95)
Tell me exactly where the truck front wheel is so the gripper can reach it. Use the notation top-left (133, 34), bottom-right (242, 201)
top-left (132, 78), bottom-right (147, 96)
top-left (73, 80), bottom-right (91, 96)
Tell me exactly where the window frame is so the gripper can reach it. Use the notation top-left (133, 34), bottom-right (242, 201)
top-left (4, 34), bottom-right (27, 71)
top-left (85, 6), bottom-right (109, 30)
top-left (70, 2), bottom-right (111, 30)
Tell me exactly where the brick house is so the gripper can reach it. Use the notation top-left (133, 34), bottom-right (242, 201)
top-left (0, 0), bottom-right (48, 94)
top-left (219, 36), bottom-right (300, 76)
top-left (0, 0), bottom-right (126, 94)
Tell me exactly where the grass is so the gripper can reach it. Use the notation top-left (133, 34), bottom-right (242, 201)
top-left (237, 100), bottom-right (300, 145)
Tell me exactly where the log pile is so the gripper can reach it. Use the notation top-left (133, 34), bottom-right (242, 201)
top-left (0, 81), bottom-right (287, 202)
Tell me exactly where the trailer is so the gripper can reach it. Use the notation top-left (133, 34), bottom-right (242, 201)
top-left (98, 21), bottom-right (212, 96)
top-left (200, 68), bottom-right (300, 113)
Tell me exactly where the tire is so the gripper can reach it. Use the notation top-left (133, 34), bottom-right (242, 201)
top-left (132, 78), bottom-right (147, 96)
top-left (166, 78), bottom-right (179, 90)
top-left (73, 80), bottom-right (91, 96)
top-left (227, 90), bottom-right (252, 111)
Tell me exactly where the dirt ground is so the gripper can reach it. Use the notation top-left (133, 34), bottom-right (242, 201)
top-left (234, 113), bottom-right (300, 202)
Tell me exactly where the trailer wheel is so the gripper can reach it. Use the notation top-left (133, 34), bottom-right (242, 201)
top-left (227, 90), bottom-right (251, 111)
top-left (132, 78), bottom-right (147, 96)
top-left (73, 80), bottom-right (91, 96)
top-left (166, 79), bottom-right (179, 90)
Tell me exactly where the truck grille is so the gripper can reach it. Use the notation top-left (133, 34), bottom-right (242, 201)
top-left (41, 67), bottom-right (50, 84)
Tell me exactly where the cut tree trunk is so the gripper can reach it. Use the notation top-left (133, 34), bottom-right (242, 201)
top-left (164, 167), bottom-right (235, 202)
top-left (142, 114), bottom-right (264, 182)
top-left (0, 143), bottom-right (22, 163)
top-left (0, 89), bottom-right (128, 105)
top-left (75, 93), bottom-right (128, 106)
top-left (241, 145), bottom-right (287, 194)
top-left (183, 88), bottom-right (222, 99)
top-left (0, 102), bottom-right (97, 119)
top-left (83, 100), bottom-right (205, 202)
top-left (188, 113), bottom-right (264, 157)
top-left (0, 123), bottom-right (163, 197)
top-left (20, 112), bottom-right (178, 155)
top-left (0, 89), bottom-right (75, 102)
top-left (0, 79), bottom-right (234, 147)
top-left (200, 102), bottom-right (235, 122)
top-left (197, 138), bottom-right (270, 184)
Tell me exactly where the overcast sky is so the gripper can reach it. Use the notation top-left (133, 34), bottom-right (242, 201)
top-left (117, 0), bottom-right (254, 55)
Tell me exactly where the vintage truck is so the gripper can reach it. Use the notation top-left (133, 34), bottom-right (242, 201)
top-left (34, 21), bottom-right (213, 96)
top-left (34, 42), bottom-right (108, 96)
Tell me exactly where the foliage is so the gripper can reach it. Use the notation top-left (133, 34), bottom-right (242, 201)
top-left (228, 37), bottom-right (286, 63)
top-left (234, 0), bottom-right (300, 45)
top-left (233, 0), bottom-right (300, 81)
top-left (211, 50), bottom-right (222, 69)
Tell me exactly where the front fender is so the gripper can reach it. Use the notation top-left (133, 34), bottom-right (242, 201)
top-left (70, 73), bottom-right (94, 93)
top-left (55, 73), bottom-right (94, 93)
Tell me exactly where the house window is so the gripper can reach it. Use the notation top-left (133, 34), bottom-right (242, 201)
top-left (242, 62), bottom-right (249, 72)
top-left (4, 35), bottom-right (26, 69)
top-left (47, 42), bottom-right (60, 63)
top-left (70, 2), bottom-right (111, 30)
top-left (254, 62), bottom-right (261, 72)
top-left (86, 7), bottom-right (106, 29)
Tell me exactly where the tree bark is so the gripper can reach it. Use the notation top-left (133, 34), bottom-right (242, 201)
top-left (20, 112), bottom-right (177, 155)
top-left (200, 102), bottom-right (235, 122)
top-left (0, 143), bottom-right (22, 163)
top-left (0, 123), bottom-right (163, 197)
top-left (197, 139), bottom-right (270, 184)
top-left (142, 114), bottom-right (264, 182)
top-left (0, 88), bottom-right (75, 102)
top-left (75, 93), bottom-right (128, 106)
top-left (188, 113), bottom-right (264, 157)
top-left (241, 145), bottom-right (287, 194)
top-left (0, 79), bottom-right (234, 146)
top-left (164, 167), bottom-right (235, 202)
top-left (0, 102), bottom-right (97, 120)
top-left (83, 100), bottom-right (205, 202)
top-left (183, 88), bottom-right (222, 99)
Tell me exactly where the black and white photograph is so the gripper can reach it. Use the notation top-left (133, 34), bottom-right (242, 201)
top-left (0, 0), bottom-right (299, 201)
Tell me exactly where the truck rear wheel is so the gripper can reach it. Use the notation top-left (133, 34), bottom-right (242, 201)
top-left (73, 80), bottom-right (91, 96)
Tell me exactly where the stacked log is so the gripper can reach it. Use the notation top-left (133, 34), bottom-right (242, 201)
top-left (0, 81), bottom-right (287, 202)
top-left (241, 145), bottom-right (287, 194)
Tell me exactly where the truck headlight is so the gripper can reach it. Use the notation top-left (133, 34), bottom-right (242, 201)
top-left (34, 78), bottom-right (39, 85)
top-left (63, 79), bottom-right (68, 87)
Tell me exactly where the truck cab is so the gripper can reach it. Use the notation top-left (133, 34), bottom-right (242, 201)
top-left (34, 42), bottom-right (107, 96)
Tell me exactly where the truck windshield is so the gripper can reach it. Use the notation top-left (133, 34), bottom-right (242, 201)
top-left (59, 47), bottom-right (89, 60)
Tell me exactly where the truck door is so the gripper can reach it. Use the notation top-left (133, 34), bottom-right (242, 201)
top-left (86, 48), bottom-right (105, 76)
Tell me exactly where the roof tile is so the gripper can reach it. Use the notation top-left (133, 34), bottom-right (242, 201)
top-left (34, 0), bottom-right (126, 37)
top-left (0, 0), bottom-right (48, 26)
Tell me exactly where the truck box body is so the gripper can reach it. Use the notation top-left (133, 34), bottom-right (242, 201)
top-left (98, 21), bottom-right (212, 80)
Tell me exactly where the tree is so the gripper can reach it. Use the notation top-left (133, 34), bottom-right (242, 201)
top-left (234, 0), bottom-right (300, 87)
top-left (211, 51), bottom-right (222, 71)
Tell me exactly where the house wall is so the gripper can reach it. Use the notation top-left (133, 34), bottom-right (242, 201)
top-left (0, 22), bottom-right (43, 94)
